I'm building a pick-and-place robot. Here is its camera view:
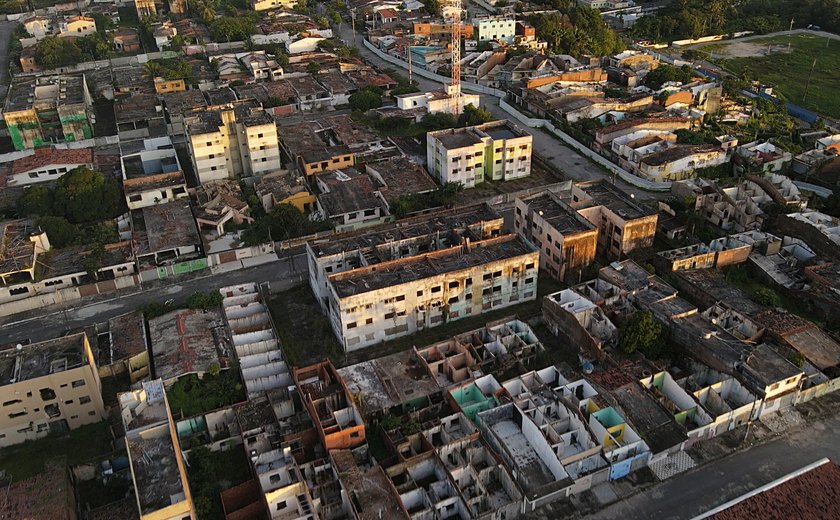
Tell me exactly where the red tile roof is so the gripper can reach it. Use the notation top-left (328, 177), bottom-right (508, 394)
top-left (11, 147), bottom-right (95, 176)
top-left (704, 459), bottom-right (840, 520)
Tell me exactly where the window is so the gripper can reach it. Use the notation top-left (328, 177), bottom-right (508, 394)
top-left (45, 403), bottom-right (60, 417)
top-left (79, 396), bottom-right (92, 405)
top-left (385, 312), bottom-right (395, 319)
top-left (525, 277), bottom-right (534, 284)
top-left (276, 501), bottom-right (288, 511)
top-left (465, 293), bottom-right (472, 300)
top-left (395, 295), bottom-right (405, 302)
top-left (209, 154), bottom-right (215, 159)
top-left (449, 281), bottom-right (459, 289)
top-left (364, 208), bottom-right (376, 217)
top-left (206, 141), bottom-right (212, 147)
top-left (8, 411), bottom-right (27, 419)
top-left (466, 277), bottom-right (472, 285)
top-left (258, 133), bottom-right (264, 138)
top-left (350, 431), bottom-right (360, 438)
top-left (365, 318), bottom-right (373, 325)
top-left (483, 273), bottom-right (492, 281)
top-left (3, 399), bottom-right (22, 407)
top-left (347, 322), bottom-right (357, 329)
top-left (431, 286), bottom-right (441, 293)
top-left (129, 194), bottom-right (142, 202)
top-left (40, 388), bottom-right (56, 401)
top-left (493, 270), bottom-right (501, 277)
top-left (448, 296), bottom-right (458, 304)
top-left (525, 263), bottom-right (535, 270)
top-left (65, 400), bottom-right (74, 405)
top-left (88, 410), bottom-right (96, 416)
top-left (417, 290), bottom-right (423, 297)
top-left (72, 379), bottom-right (85, 388)
top-left (347, 212), bottom-right (357, 220)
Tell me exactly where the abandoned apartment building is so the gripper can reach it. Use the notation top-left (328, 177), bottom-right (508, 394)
top-left (306, 204), bottom-right (540, 351)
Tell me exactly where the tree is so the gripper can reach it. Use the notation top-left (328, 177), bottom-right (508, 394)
top-left (620, 311), bottom-right (668, 358)
top-left (36, 217), bottom-right (78, 248)
top-left (420, 111), bottom-right (457, 130)
top-left (349, 89), bottom-right (382, 112)
top-left (458, 104), bottom-right (493, 127)
top-left (35, 36), bottom-right (83, 69)
top-left (752, 287), bottom-right (781, 307)
top-left (82, 242), bottom-right (107, 278)
top-left (18, 186), bottom-right (54, 217)
top-left (52, 167), bottom-right (124, 224)
top-left (307, 60), bottom-right (322, 74)
top-left (644, 64), bottom-right (696, 90)
top-left (142, 61), bottom-right (162, 80)
top-left (77, 32), bottom-right (112, 60)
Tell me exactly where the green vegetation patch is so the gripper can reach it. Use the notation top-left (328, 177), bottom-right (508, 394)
top-left (710, 34), bottom-right (840, 118)
top-left (167, 368), bottom-right (246, 420)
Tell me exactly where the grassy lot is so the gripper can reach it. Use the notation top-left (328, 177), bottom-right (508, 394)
top-left (187, 445), bottom-right (253, 520)
top-left (0, 420), bottom-right (114, 481)
top-left (268, 284), bottom-right (344, 367)
top-left (708, 33), bottom-right (840, 118)
top-left (166, 369), bottom-right (247, 421)
top-left (723, 264), bottom-right (825, 326)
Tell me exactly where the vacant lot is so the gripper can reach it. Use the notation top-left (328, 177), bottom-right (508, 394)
top-left (704, 33), bottom-right (840, 118)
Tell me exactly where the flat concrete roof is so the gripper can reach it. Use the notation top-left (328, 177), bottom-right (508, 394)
top-left (523, 193), bottom-right (595, 235)
top-left (0, 333), bottom-right (88, 387)
top-left (149, 309), bottom-right (224, 381)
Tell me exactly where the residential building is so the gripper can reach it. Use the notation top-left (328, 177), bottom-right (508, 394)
top-left (280, 122), bottom-right (355, 176)
top-left (4, 75), bottom-right (93, 150)
top-left (251, 0), bottom-right (295, 10)
top-left (543, 289), bottom-right (617, 360)
top-left (594, 117), bottom-right (690, 153)
top-left (220, 283), bottom-right (292, 400)
top-left (607, 50), bottom-right (658, 72)
top-left (130, 201), bottom-right (202, 268)
top-left (637, 145), bottom-right (730, 182)
top-left (0, 333), bottom-right (106, 447)
top-left (475, 15), bottom-right (516, 44)
top-left (153, 77), bottom-right (186, 94)
top-left (571, 181), bottom-right (658, 259)
top-left (112, 27), bottom-right (141, 53)
top-left (364, 156), bottom-right (437, 212)
top-left (427, 120), bottom-right (532, 188)
top-left (734, 140), bottom-right (792, 174)
top-left (121, 137), bottom-right (188, 210)
top-left (0, 219), bottom-right (51, 287)
top-left (59, 16), bottom-right (96, 38)
top-left (148, 308), bottom-right (225, 382)
top-left (119, 379), bottom-right (196, 520)
top-left (192, 180), bottom-right (254, 238)
top-left (307, 204), bottom-right (538, 351)
top-left (314, 168), bottom-right (389, 232)
top-left (134, 0), bottom-right (157, 18)
top-left (413, 22), bottom-right (474, 40)
top-left (185, 102), bottom-right (281, 183)
top-left (815, 134), bottom-right (840, 154)
top-left (294, 360), bottom-right (365, 450)
top-left (515, 191), bottom-right (598, 282)
top-left (395, 88), bottom-right (481, 115)
top-left (6, 146), bottom-right (94, 186)
top-left (254, 173), bottom-right (316, 213)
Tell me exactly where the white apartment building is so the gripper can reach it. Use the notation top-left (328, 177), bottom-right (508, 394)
top-left (306, 205), bottom-right (538, 352)
top-left (121, 137), bottom-right (189, 210)
top-left (427, 120), bottom-right (532, 188)
top-left (186, 103), bottom-right (282, 184)
top-left (475, 16), bottom-right (516, 44)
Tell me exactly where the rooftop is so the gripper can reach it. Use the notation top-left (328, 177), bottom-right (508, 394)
top-left (366, 157), bottom-right (437, 204)
top-left (105, 310), bottom-right (147, 364)
top-left (742, 343), bottom-right (802, 388)
top-left (337, 349), bottom-right (442, 416)
top-left (699, 458), bottom-right (840, 520)
top-left (611, 382), bottom-right (688, 453)
top-left (127, 423), bottom-right (188, 516)
top-left (0, 333), bottom-right (88, 387)
top-left (135, 202), bottom-right (201, 255)
top-left (329, 234), bottom-right (536, 298)
top-left (0, 219), bottom-right (38, 275)
top-left (309, 203), bottom-right (501, 257)
top-left (0, 462), bottom-right (75, 520)
top-left (523, 192), bottom-right (595, 235)
top-left (579, 181), bottom-right (654, 220)
top-left (331, 450), bottom-right (409, 520)
top-left (640, 144), bottom-right (721, 166)
top-left (316, 168), bottom-right (383, 217)
top-left (5, 74), bottom-right (86, 112)
top-left (10, 147), bottom-right (94, 176)
top-left (148, 308), bottom-right (225, 381)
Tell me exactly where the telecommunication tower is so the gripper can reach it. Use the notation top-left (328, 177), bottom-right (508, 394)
top-left (442, 0), bottom-right (462, 112)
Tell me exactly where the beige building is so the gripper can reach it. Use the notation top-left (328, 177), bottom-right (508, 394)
top-left (120, 379), bottom-right (196, 520)
top-left (251, 0), bottom-right (295, 10)
top-left (307, 205), bottom-right (538, 352)
top-left (515, 191), bottom-right (598, 282)
top-left (427, 120), bottom-right (532, 188)
top-left (59, 16), bottom-right (96, 38)
top-left (185, 102), bottom-right (281, 184)
top-left (0, 333), bottom-right (106, 447)
top-left (571, 181), bottom-right (658, 259)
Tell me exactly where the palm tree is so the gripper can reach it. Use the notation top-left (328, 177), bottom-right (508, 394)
top-left (143, 61), bottom-right (162, 80)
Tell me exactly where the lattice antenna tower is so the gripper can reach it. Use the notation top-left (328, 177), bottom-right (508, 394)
top-left (442, 0), bottom-right (462, 108)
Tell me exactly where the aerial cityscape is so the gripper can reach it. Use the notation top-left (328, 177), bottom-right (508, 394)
top-left (0, 0), bottom-right (840, 518)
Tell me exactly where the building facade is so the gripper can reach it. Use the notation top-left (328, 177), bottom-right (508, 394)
top-left (0, 333), bottom-right (106, 447)
top-left (427, 120), bottom-right (532, 188)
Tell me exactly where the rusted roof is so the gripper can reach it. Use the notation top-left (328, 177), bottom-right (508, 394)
top-left (11, 147), bottom-right (94, 176)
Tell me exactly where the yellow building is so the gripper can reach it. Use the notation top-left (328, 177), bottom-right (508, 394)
top-left (0, 333), bottom-right (107, 447)
top-left (153, 77), bottom-right (186, 94)
top-left (251, 0), bottom-right (295, 10)
top-left (59, 16), bottom-right (97, 38)
top-left (120, 379), bottom-right (196, 520)
top-left (255, 173), bottom-right (317, 213)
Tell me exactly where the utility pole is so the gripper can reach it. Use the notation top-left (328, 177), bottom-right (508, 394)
top-left (803, 57), bottom-right (817, 102)
top-left (351, 8), bottom-right (356, 46)
top-left (407, 44), bottom-right (412, 84)
top-left (788, 18), bottom-right (794, 52)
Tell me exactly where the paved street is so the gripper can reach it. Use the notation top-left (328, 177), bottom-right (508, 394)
top-left (0, 253), bottom-right (308, 346)
top-left (586, 406), bottom-right (840, 520)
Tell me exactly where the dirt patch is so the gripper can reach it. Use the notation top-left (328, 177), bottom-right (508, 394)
top-left (712, 41), bottom-right (793, 58)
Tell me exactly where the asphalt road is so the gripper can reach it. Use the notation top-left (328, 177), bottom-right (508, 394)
top-left (0, 253), bottom-right (308, 346)
top-left (586, 406), bottom-right (840, 520)
top-left (338, 23), bottom-right (663, 202)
